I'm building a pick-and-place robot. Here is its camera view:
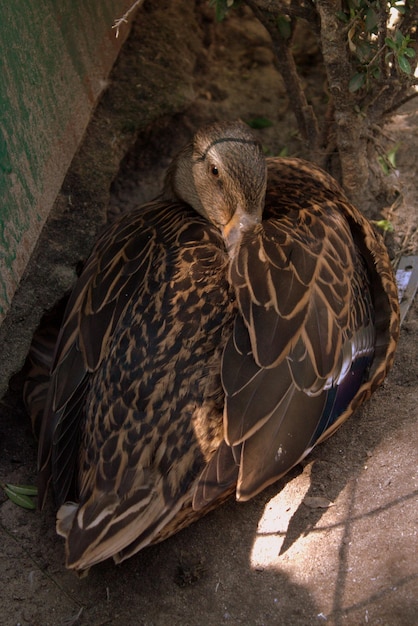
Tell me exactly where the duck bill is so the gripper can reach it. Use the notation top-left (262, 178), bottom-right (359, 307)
top-left (222, 206), bottom-right (259, 255)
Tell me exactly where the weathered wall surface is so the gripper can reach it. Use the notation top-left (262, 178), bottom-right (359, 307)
top-left (0, 0), bottom-right (200, 397)
top-left (0, 0), bottom-right (133, 324)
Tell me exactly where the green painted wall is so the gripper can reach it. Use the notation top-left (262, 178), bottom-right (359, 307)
top-left (0, 0), bottom-right (132, 323)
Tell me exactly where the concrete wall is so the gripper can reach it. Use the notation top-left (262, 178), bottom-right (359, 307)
top-left (0, 0), bottom-right (133, 324)
top-left (0, 0), bottom-right (200, 398)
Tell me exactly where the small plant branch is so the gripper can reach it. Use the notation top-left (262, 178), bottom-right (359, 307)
top-left (378, 0), bottom-right (389, 79)
top-left (244, 0), bottom-right (318, 25)
top-left (366, 83), bottom-right (392, 114)
top-left (112, 0), bottom-right (145, 38)
top-left (245, 0), bottom-right (320, 154)
top-left (382, 90), bottom-right (418, 117)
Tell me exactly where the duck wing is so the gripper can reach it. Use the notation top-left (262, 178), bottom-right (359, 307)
top-left (221, 158), bottom-right (399, 501)
top-left (38, 201), bottom-right (159, 506)
top-left (38, 200), bottom-right (237, 570)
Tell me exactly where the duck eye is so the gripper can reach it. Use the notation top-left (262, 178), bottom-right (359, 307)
top-left (211, 165), bottom-right (219, 177)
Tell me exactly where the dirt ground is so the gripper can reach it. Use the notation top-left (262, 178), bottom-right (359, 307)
top-left (0, 2), bottom-right (417, 625)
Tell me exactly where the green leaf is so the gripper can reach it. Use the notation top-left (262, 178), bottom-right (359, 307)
top-left (5, 483), bottom-right (38, 496)
top-left (394, 30), bottom-right (404, 46)
top-left (398, 55), bottom-right (412, 74)
top-left (277, 15), bottom-right (292, 40)
top-left (356, 40), bottom-right (375, 63)
top-left (349, 72), bottom-right (366, 92)
top-left (371, 65), bottom-right (381, 79)
top-left (4, 486), bottom-right (36, 509)
top-left (404, 47), bottom-right (416, 58)
top-left (365, 8), bottom-right (378, 33)
top-left (209, 0), bottom-right (235, 22)
top-left (336, 10), bottom-right (349, 23)
top-left (387, 143), bottom-right (400, 168)
top-left (246, 117), bottom-right (273, 129)
top-left (373, 219), bottom-right (394, 233)
top-left (378, 155), bottom-right (390, 175)
top-left (385, 37), bottom-right (397, 51)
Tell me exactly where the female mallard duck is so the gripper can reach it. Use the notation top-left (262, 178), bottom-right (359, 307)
top-left (32, 121), bottom-right (399, 572)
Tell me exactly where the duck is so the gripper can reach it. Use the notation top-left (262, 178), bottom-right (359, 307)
top-left (29, 120), bottom-right (400, 573)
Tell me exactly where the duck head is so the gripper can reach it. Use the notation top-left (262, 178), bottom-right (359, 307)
top-left (164, 121), bottom-right (267, 254)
